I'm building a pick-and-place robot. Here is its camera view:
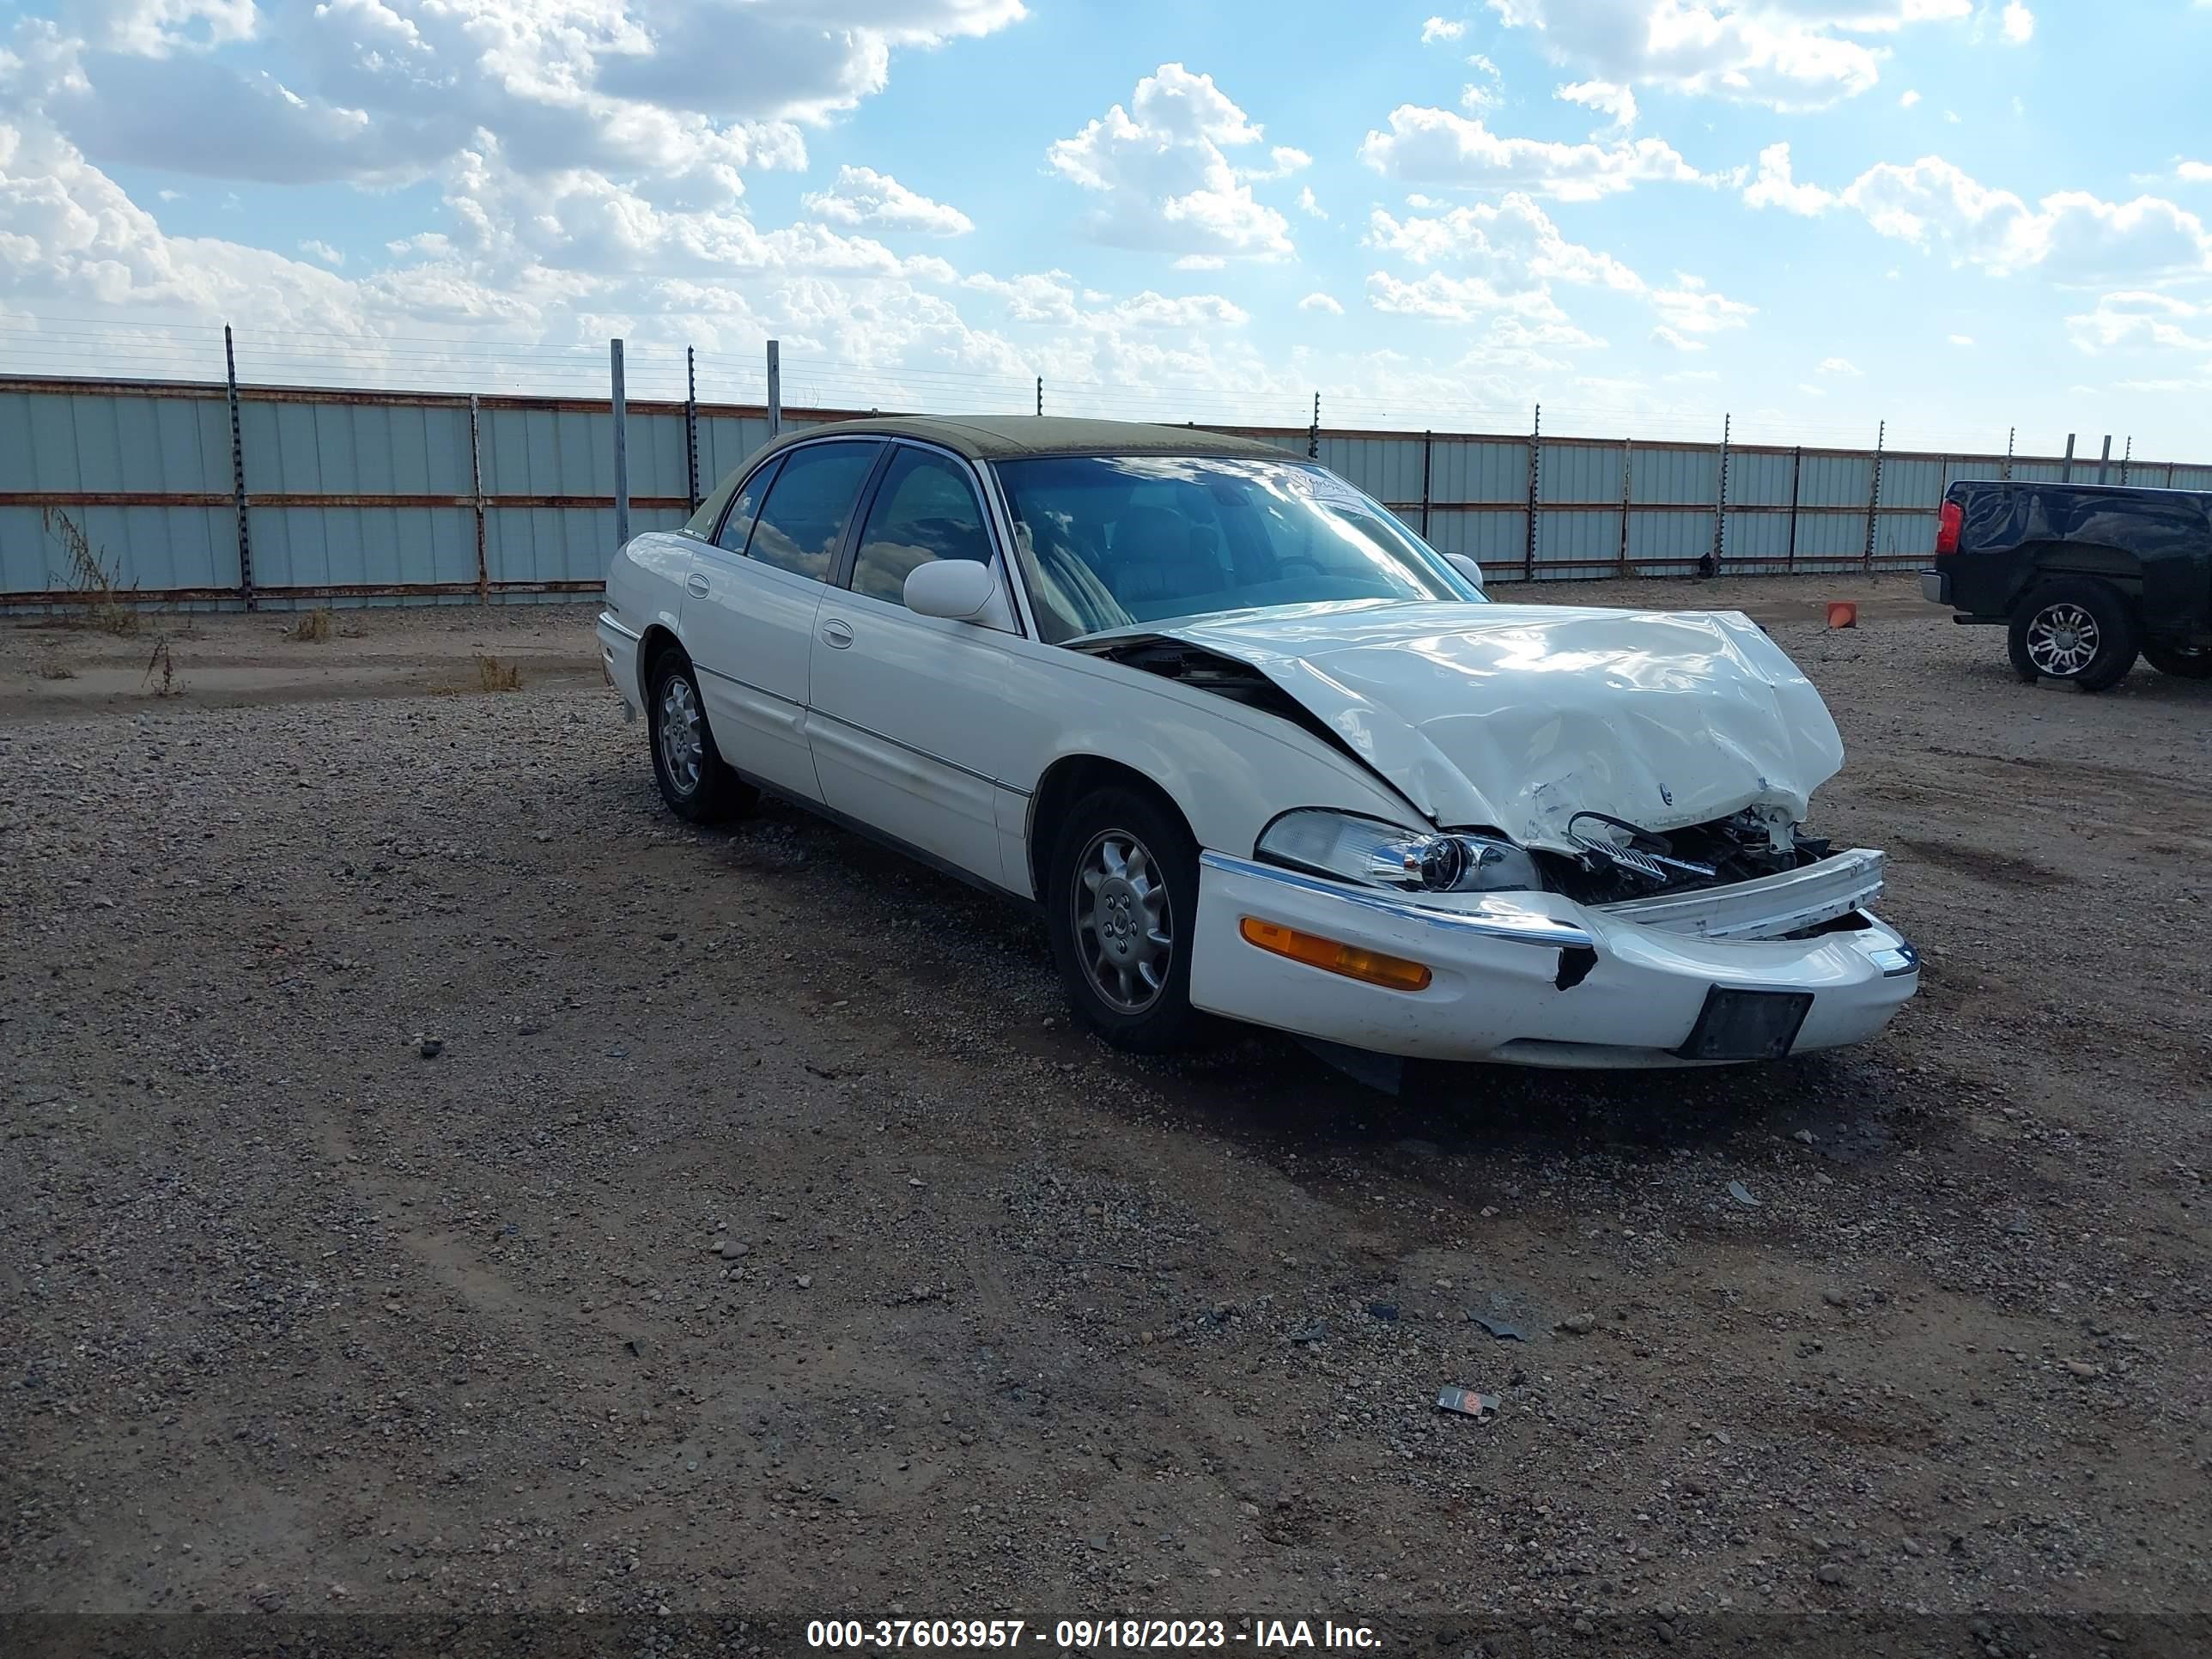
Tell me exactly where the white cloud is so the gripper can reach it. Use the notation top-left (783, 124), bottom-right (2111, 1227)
top-left (1364, 192), bottom-right (1752, 341)
top-left (21, 0), bottom-right (1026, 195)
top-left (1358, 106), bottom-right (1704, 200)
top-left (1461, 52), bottom-right (1504, 110)
top-left (1047, 63), bottom-right (1297, 258)
top-left (2066, 290), bottom-right (2212, 355)
top-left (1173, 254), bottom-right (1226, 270)
top-left (1653, 326), bottom-right (1705, 351)
top-left (1818, 355), bottom-right (1861, 374)
top-left (801, 166), bottom-right (974, 236)
top-left (1557, 80), bottom-right (1638, 130)
top-left (1797, 382), bottom-right (1825, 396)
top-left (1422, 15), bottom-right (1468, 42)
top-left (1741, 143), bottom-right (1835, 216)
top-left (1743, 149), bottom-right (2212, 283)
top-left (299, 239), bottom-right (344, 267)
top-left (1295, 185), bottom-right (1324, 218)
top-left (1999, 3), bottom-right (2034, 44)
top-left (2179, 161), bottom-right (2212, 184)
top-left (1948, 332), bottom-right (1974, 344)
top-left (1899, 88), bottom-right (1921, 107)
top-left (1298, 291), bottom-right (1345, 313)
top-left (1483, 0), bottom-right (1972, 112)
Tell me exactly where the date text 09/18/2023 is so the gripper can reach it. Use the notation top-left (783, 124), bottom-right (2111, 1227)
top-left (805, 1617), bottom-right (1382, 1650)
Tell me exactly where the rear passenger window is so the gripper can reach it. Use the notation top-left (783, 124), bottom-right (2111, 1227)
top-left (850, 449), bottom-right (994, 604)
top-left (744, 442), bottom-right (882, 580)
top-left (713, 456), bottom-right (781, 554)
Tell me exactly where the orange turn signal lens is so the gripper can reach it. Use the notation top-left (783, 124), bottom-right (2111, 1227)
top-left (1238, 917), bottom-right (1433, 993)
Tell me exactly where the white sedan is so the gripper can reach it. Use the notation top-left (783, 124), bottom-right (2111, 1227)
top-left (597, 416), bottom-right (1917, 1069)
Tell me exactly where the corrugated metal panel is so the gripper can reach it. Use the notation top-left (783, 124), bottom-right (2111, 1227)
top-left (1728, 450), bottom-right (1794, 507)
top-left (1723, 509), bottom-right (1792, 570)
top-left (1873, 508), bottom-right (1935, 561)
top-left (1632, 446), bottom-right (1719, 506)
top-left (1626, 508), bottom-right (1712, 568)
top-left (1430, 439), bottom-right (1525, 506)
top-left (9, 374), bottom-right (2212, 607)
top-left (1534, 507), bottom-right (1620, 574)
top-left (1540, 442), bottom-right (1621, 506)
top-left (1424, 506), bottom-right (1524, 564)
top-left (1797, 453), bottom-right (1872, 508)
top-left (1880, 457), bottom-right (1946, 508)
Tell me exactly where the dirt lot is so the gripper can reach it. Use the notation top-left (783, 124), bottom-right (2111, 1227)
top-left (3, 576), bottom-right (2209, 1653)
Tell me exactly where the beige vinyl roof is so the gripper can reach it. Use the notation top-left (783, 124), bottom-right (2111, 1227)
top-left (757, 414), bottom-right (1291, 463)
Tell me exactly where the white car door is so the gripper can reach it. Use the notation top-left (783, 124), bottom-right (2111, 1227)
top-left (682, 438), bottom-right (884, 804)
top-left (805, 442), bottom-right (1020, 887)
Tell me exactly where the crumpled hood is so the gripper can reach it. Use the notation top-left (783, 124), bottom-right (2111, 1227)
top-left (1139, 601), bottom-right (1844, 848)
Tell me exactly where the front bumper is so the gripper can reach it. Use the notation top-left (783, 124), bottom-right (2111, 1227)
top-left (597, 612), bottom-right (644, 718)
top-left (1187, 853), bottom-right (1918, 1069)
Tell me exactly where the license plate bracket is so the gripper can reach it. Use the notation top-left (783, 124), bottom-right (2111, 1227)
top-left (1674, 987), bottom-right (1814, 1061)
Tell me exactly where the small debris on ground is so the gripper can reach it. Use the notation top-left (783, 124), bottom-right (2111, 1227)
top-left (1471, 1314), bottom-right (1526, 1341)
top-left (1727, 1180), bottom-right (1760, 1207)
top-left (1435, 1387), bottom-right (1499, 1419)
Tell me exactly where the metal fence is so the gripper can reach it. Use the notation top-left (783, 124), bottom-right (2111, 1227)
top-left (6, 370), bottom-right (2210, 611)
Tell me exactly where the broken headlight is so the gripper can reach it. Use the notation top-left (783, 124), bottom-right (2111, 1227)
top-left (1257, 810), bottom-right (1540, 894)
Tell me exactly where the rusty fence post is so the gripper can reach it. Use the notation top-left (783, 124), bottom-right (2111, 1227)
top-left (1785, 445), bottom-right (1802, 573)
top-left (1419, 429), bottom-right (1433, 539)
top-left (1710, 412), bottom-right (1730, 576)
top-left (684, 348), bottom-right (700, 512)
top-left (1523, 403), bottom-right (1540, 581)
top-left (223, 325), bottom-right (255, 611)
top-left (1616, 438), bottom-right (1633, 577)
top-left (469, 392), bottom-right (488, 603)
top-left (1863, 419), bottom-right (1885, 576)
top-left (1307, 392), bottom-right (1319, 460)
top-left (610, 338), bottom-right (630, 550)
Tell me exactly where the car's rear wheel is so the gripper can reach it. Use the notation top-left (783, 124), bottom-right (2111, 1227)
top-left (2007, 577), bottom-right (2139, 691)
top-left (647, 651), bottom-right (757, 823)
top-left (1046, 786), bottom-right (1206, 1053)
top-left (2142, 639), bottom-right (2212, 679)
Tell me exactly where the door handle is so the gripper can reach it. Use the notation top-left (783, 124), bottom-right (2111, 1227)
top-left (820, 617), bottom-right (855, 649)
top-left (685, 572), bottom-right (710, 599)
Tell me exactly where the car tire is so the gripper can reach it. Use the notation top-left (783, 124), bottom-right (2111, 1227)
top-left (1046, 786), bottom-right (1207, 1054)
top-left (647, 651), bottom-right (757, 823)
top-left (2007, 577), bottom-right (2140, 691)
top-left (2142, 639), bottom-right (2212, 679)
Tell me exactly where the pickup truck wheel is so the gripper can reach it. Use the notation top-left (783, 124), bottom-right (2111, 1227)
top-left (1046, 787), bottom-right (1206, 1054)
top-left (647, 653), bottom-right (757, 823)
top-left (2007, 578), bottom-right (2140, 691)
top-left (2142, 640), bottom-right (2212, 679)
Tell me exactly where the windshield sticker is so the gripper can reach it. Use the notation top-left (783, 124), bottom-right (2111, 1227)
top-left (1287, 468), bottom-right (1369, 510)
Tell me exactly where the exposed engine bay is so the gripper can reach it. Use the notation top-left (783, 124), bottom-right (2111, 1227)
top-left (1534, 808), bottom-right (1835, 906)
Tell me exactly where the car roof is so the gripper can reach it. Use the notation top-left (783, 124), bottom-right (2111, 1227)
top-left (757, 414), bottom-right (1291, 464)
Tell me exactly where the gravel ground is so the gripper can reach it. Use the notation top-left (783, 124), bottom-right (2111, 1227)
top-left (3, 577), bottom-right (2209, 1650)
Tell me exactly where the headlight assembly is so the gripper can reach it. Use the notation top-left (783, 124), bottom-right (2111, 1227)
top-left (1256, 810), bottom-right (1540, 894)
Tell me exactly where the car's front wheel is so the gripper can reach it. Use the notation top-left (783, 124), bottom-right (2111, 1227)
top-left (2007, 577), bottom-right (2139, 691)
top-left (647, 652), bottom-right (757, 823)
top-left (1046, 786), bottom-right (1206, 1054)
top-left (2142, 639), bottom-right (2212, 679)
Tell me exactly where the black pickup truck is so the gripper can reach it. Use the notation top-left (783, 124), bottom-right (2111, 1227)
top-left (1922, 479), bottom-right (2212, 690)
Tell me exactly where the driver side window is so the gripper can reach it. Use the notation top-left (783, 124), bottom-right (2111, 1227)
top-left (849, 448), bottom-right (994, 604)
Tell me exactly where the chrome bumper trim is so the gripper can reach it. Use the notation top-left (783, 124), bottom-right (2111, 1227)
top-left (1597, 848), bottom-right (1886, 941)
top-left (1201, 852), bottom-right (1595, 950)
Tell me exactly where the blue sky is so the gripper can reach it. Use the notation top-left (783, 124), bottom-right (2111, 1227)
top-left (3, 0), bottom-right (2211, 455)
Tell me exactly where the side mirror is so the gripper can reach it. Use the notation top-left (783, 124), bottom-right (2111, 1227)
top-left (1446, 553), bottom-right (1486, 591)
top-left (904, 558), bottom-right (1003, 623)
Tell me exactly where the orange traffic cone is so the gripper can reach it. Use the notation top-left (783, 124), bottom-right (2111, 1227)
top-left (1826, 601), bottom-right (1857, 629)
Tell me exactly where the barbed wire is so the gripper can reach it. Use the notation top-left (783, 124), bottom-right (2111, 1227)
top-left (0, 312), bottom-right (2176, 463)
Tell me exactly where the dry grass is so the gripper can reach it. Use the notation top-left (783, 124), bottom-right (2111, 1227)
top-left (290, 608), bottom-right (335, 643)
top-left (43, 507), bottom-right (139, 635)
top-left (143, 638), bottom-right (180, 697)
top-left (431, 653), bottom-right (526, 696)
top-left (38, 661), bottom-right (76, 681)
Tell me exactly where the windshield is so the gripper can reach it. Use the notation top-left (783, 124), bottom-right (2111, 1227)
top-left (992, 455), bottom-right (1481, 644)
